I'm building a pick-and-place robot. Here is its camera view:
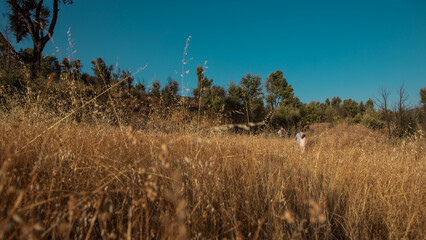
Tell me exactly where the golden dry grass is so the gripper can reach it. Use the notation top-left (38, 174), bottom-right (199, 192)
top-left (0, 109), bottom-right (425, 239)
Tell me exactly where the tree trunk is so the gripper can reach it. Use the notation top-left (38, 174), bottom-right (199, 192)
top-left (30, 47), bottom-right (42, 79)
top-left (385, 111), bottom-right (391, 139)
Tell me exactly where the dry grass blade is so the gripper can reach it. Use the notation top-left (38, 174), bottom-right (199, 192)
top-left (1, 110), bottom-right (425, 239)
top-left (16, 66), bottom-right (146, 153)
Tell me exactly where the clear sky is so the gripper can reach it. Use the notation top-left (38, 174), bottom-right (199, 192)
top-left (2, 0), bottom-right (426, 106)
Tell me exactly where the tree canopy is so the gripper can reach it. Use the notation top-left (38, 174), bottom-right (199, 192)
top-left (0, 0), bottom-right (74, 77)
top-left (265, 70), bottom-right (294, 110)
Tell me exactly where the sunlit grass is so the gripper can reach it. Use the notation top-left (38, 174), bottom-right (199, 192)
top-left (0, 109), bottom-right (425, 239)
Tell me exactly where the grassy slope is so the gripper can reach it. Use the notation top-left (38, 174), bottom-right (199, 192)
top-left (0, 111), bottom-right (425, 239)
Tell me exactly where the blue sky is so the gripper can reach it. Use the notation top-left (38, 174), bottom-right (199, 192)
top-left (2, 0), bottom-right (426, 106)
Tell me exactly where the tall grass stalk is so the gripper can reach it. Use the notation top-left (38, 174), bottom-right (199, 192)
top-left (180, 35), bottom-right (192, 114)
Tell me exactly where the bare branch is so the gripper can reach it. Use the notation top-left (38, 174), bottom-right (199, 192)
top-left (35, 0), bottom-right (44, 26)
top-left (375, 88), bottom-right (390, 112)
top-left (397, 83), bottom-right (409, 112)
top-left (43, 0), bottom-right (58, 46)
top-left (375, 88), bottom-right (392, 138)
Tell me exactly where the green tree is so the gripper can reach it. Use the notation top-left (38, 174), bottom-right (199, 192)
top-left (91, 57), bottom-right (113, 86)
top-left (40, 54), bottom-right (61, 76)
top-left (150, 79), bottom-right (161, 98)
top-left (240, 73), bottom-right (263, 123)
top-left (250, 97), bottom-right (266, 123)
top-left (62, 57), bottom-right (81, 81)
top-left (265, 70), bottom-right (294, 110)
top-left (420, 87), bottom-right (426, 130)
top-left (331, 96), bottom-right (344, 117)
top-left (365, 98), bottom-right (375, 112)
top-left (198, 81), bottom-right (226, 116)
top-left (302, 101), bottom-right (323, 123)
top-left (0, 36), bottom-right (23, 88)
top-left (342, 98), bottom-right (359, 118)
top-left (208, 85), bottom-right (226, 114)
top-left (61, 57), bottom-right (71, 72)
top-left (134, 82), bottom-right (145, 96)
top-left (120, 70), bottom-right (134, 94)
top-left (193, 66), bottom-right (213, 99)
top-left (80, 73), bottom-right (96, 86)
top-left (161, 76), bottom-right (179, 105)
top-left (273, 104), bottom-right (301, 129)
top-left (358, 101), bottom-right (366, 115)
top-left (325, 98), bottom-right (331, 107)
top-left (323, 106), bottom-right (338, 122)
top-left (0, 0), bottom-right (73, 77)
top-left (193, 66), bottom-right (213, 128)
top-left (421, 87), bottom-right (426, 108)
top-left (224, 81), bottom-right (244, 123)
top-left (292, 96), bottom-right (302, 108)
top-left (331, 96), bottom-right (342, 109)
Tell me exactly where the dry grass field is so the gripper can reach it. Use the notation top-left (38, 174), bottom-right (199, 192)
top-left (0, 109), bottom-right (425, 239)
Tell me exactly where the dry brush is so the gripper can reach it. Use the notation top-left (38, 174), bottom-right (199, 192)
top-left (0, 110), bottom-right (425, 239)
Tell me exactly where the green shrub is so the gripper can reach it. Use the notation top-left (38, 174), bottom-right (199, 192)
top-left (361, 113), bottom-right (385, 130)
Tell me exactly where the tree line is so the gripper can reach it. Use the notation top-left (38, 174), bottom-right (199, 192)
top-left (2, 47), bottom-right (425, 137)
top-left (1, 0), bottom-right (425, 137)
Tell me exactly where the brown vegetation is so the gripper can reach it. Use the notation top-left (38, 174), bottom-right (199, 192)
top-left (306, 122), bottom-right (334, 132)
top-left (0, 106), bottom-right (424, 239)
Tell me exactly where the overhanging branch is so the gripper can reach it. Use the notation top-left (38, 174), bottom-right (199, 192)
top-left (43, 0), bottom-right (59, 46)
